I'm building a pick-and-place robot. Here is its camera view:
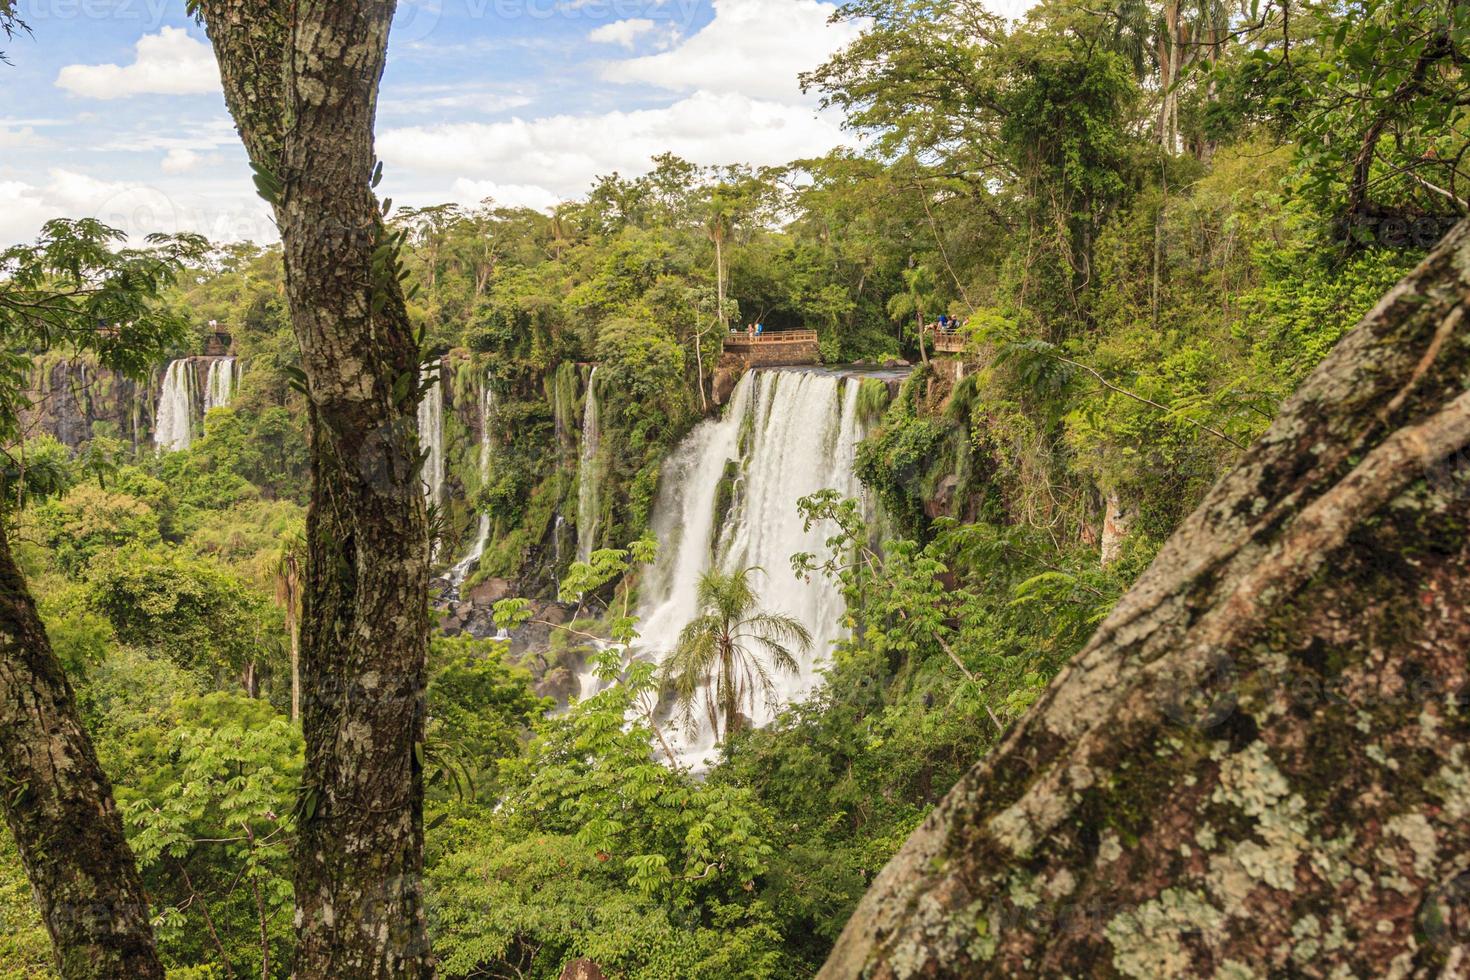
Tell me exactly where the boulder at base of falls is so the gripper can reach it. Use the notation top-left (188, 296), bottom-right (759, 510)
top-left (536, 666), bottom-right (579, 704)
top-left (464, 576), bottom-right (514, 606)
top-left (443, 602), bottom-right (471, 631)
top-left (559, 960), bottom-right (605, 980)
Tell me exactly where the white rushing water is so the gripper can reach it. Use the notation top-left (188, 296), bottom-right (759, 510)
top-left (632, 368), bottom-right (868, 767)
top-left (203, 357), bottom-right (240, 414)
top-left (447, 379), bottom-right (495, 591)
top-left (418, 360), bottom-right (447, 507)
top-left (576, 367), bottom-right (602, 563)
top-left (153, 359), bottom-right (197, 452)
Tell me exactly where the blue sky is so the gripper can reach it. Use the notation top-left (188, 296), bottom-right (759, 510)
top-left (0, 0), bottom-right (1025, 246)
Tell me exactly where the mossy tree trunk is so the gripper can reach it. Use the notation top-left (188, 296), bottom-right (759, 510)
top-left (0, 521), bottom-right (164, 978)
top-left (198, 2), bottom-right (433, 975)
top-left (821, 221), bottom-right (1470, 977)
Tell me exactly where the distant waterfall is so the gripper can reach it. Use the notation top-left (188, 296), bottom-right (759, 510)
top-left (576, 367), bottom-right (602, 563)
top-left (153, 359), bottom-right (197, 452)
top-left (203, 357), bottom-right (240, 413)
top-left (448, 380), bottom-right (495, 590)
top-left (633, 369), bottom-right (869, 767)
top-left (418, 361), bottom-right (446, 507)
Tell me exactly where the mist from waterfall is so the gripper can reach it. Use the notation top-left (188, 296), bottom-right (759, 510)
top-left (448, 379), bottom-right (495, 590)
top-left (632, 369), bottom-right (868, 767)
top-left (154, 359), bottom-right (197, 452)
top-left (418, 361), bottom-right (446, 507)
top-left (576, 367), bottom-right (602, 563)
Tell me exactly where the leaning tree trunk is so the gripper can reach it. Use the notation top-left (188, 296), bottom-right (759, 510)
top-left (0, 522), bottom-right (164, 979)
top-left (821, 221), bottom-right (1470, 977)
top-left (200, 2), bottom-right (433, 975)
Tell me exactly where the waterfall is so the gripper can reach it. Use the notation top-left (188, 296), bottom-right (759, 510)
top-left (633, 368), bottom-right (869, 767)
top-left (153, 359), bottom-right (197, 452)
top-left (447, 380), bottom-right (495, 590)
top-left (576, 367), bottom-right (602, 563)
top-left (203, 357), bottom-right (240, 413)
top-left (418, 360), bottom-right (446, 507)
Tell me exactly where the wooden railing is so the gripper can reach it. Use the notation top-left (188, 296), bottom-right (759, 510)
top-left (927, 327), bottom-right (967, 354)
top-left (723, 329), bottom-right (819, 348)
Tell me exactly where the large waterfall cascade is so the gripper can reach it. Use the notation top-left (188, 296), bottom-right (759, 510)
top-left (155, 356), bottom-right (241, 453)
top-left (447, 379), bottom-right (495, 590)
top-left (632, 368), bottom-right (870, 767)
top-left (413, 360), bottom-right (878, 768)
top-left (417, 361), bottom-right (447, 507)
top-left (575, 367), bottom-right (602, 563)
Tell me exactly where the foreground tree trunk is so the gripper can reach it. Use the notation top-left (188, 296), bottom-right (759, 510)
top-left (822, 222), bottom-right (1470, 976)
top-left (200, 2), bottom-right (433, 974)
top-left (0, 523), bottom-right (163, 979)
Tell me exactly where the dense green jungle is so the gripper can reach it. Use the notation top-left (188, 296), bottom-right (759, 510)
top-left (1, 0), bottom-right (1465, 976)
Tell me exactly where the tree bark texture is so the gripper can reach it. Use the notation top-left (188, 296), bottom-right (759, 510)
top-left (0, 521), bottom-right (164, 979)
top-left (821, 220), bottom-right (1470, 977)
top-left (199, 2), bottom-right (433, 975)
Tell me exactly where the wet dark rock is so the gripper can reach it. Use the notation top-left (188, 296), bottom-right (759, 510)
top-left (536, 666), bottom-right (578, 704)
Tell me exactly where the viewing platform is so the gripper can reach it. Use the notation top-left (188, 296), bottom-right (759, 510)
top-left (721, 329), bottom-right (821, 367)
top-left (926, 326), bottom-right (967, 355)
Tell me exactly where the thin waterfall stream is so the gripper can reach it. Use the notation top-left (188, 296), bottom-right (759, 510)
top-left (154, 360), bottom-right (197, 452)
top-left (418, 360), bottom-right (447, 508)
top-left (576, 367), bottom-right (602, 563)
top-left (447, 378), bottom-right (495, 593)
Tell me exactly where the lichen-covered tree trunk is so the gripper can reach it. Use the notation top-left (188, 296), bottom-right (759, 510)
top-left (199, 2), bottom-right (433, 975)
top-left (0, 522), bottom-right (164, 979)
top-left (821, 222), bottom-right (1470, 977)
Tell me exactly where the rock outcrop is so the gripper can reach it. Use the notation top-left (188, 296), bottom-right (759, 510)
top-left (19, 359), bottom-right (150, 450)
top-left (819, 222), bottom-right (1470, 977)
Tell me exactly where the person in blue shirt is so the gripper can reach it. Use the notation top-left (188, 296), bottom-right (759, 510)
top-left (756, 322), bottom-right (764, 336)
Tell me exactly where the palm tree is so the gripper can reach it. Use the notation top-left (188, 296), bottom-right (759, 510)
top-left (887, 263), bottom-right (939, 367)
top-left (662, 567), bottom-right (813, 742)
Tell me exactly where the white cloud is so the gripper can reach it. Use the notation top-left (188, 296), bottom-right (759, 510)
top-left (0, 181), bottom-right (58, 246)
top-left (380, 89), bottom-right (847, 203)
top-left (0, 169), bottom-right (272, 247)
top-left (0, 126), bottom-right (53, 150)
top-left (589, 18), bottom-right (658, 50)
top-left (602, 0), bottom-right (863, 103)
top-left (99, 117), bottom-right (239, 154)
top-left (161, 148), bottom-right (202, 174)
top-left (55, 27), bottom-right (220, 100)
top-left (380, 84), bottom-right (533, 117)
top-left (449, 178), bottom-right (562, 212)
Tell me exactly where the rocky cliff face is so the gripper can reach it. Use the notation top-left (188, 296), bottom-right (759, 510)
top-left (818, 217), bottom-right (1470, 980)
top-left (20, 359), bottom-right (151, 450)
